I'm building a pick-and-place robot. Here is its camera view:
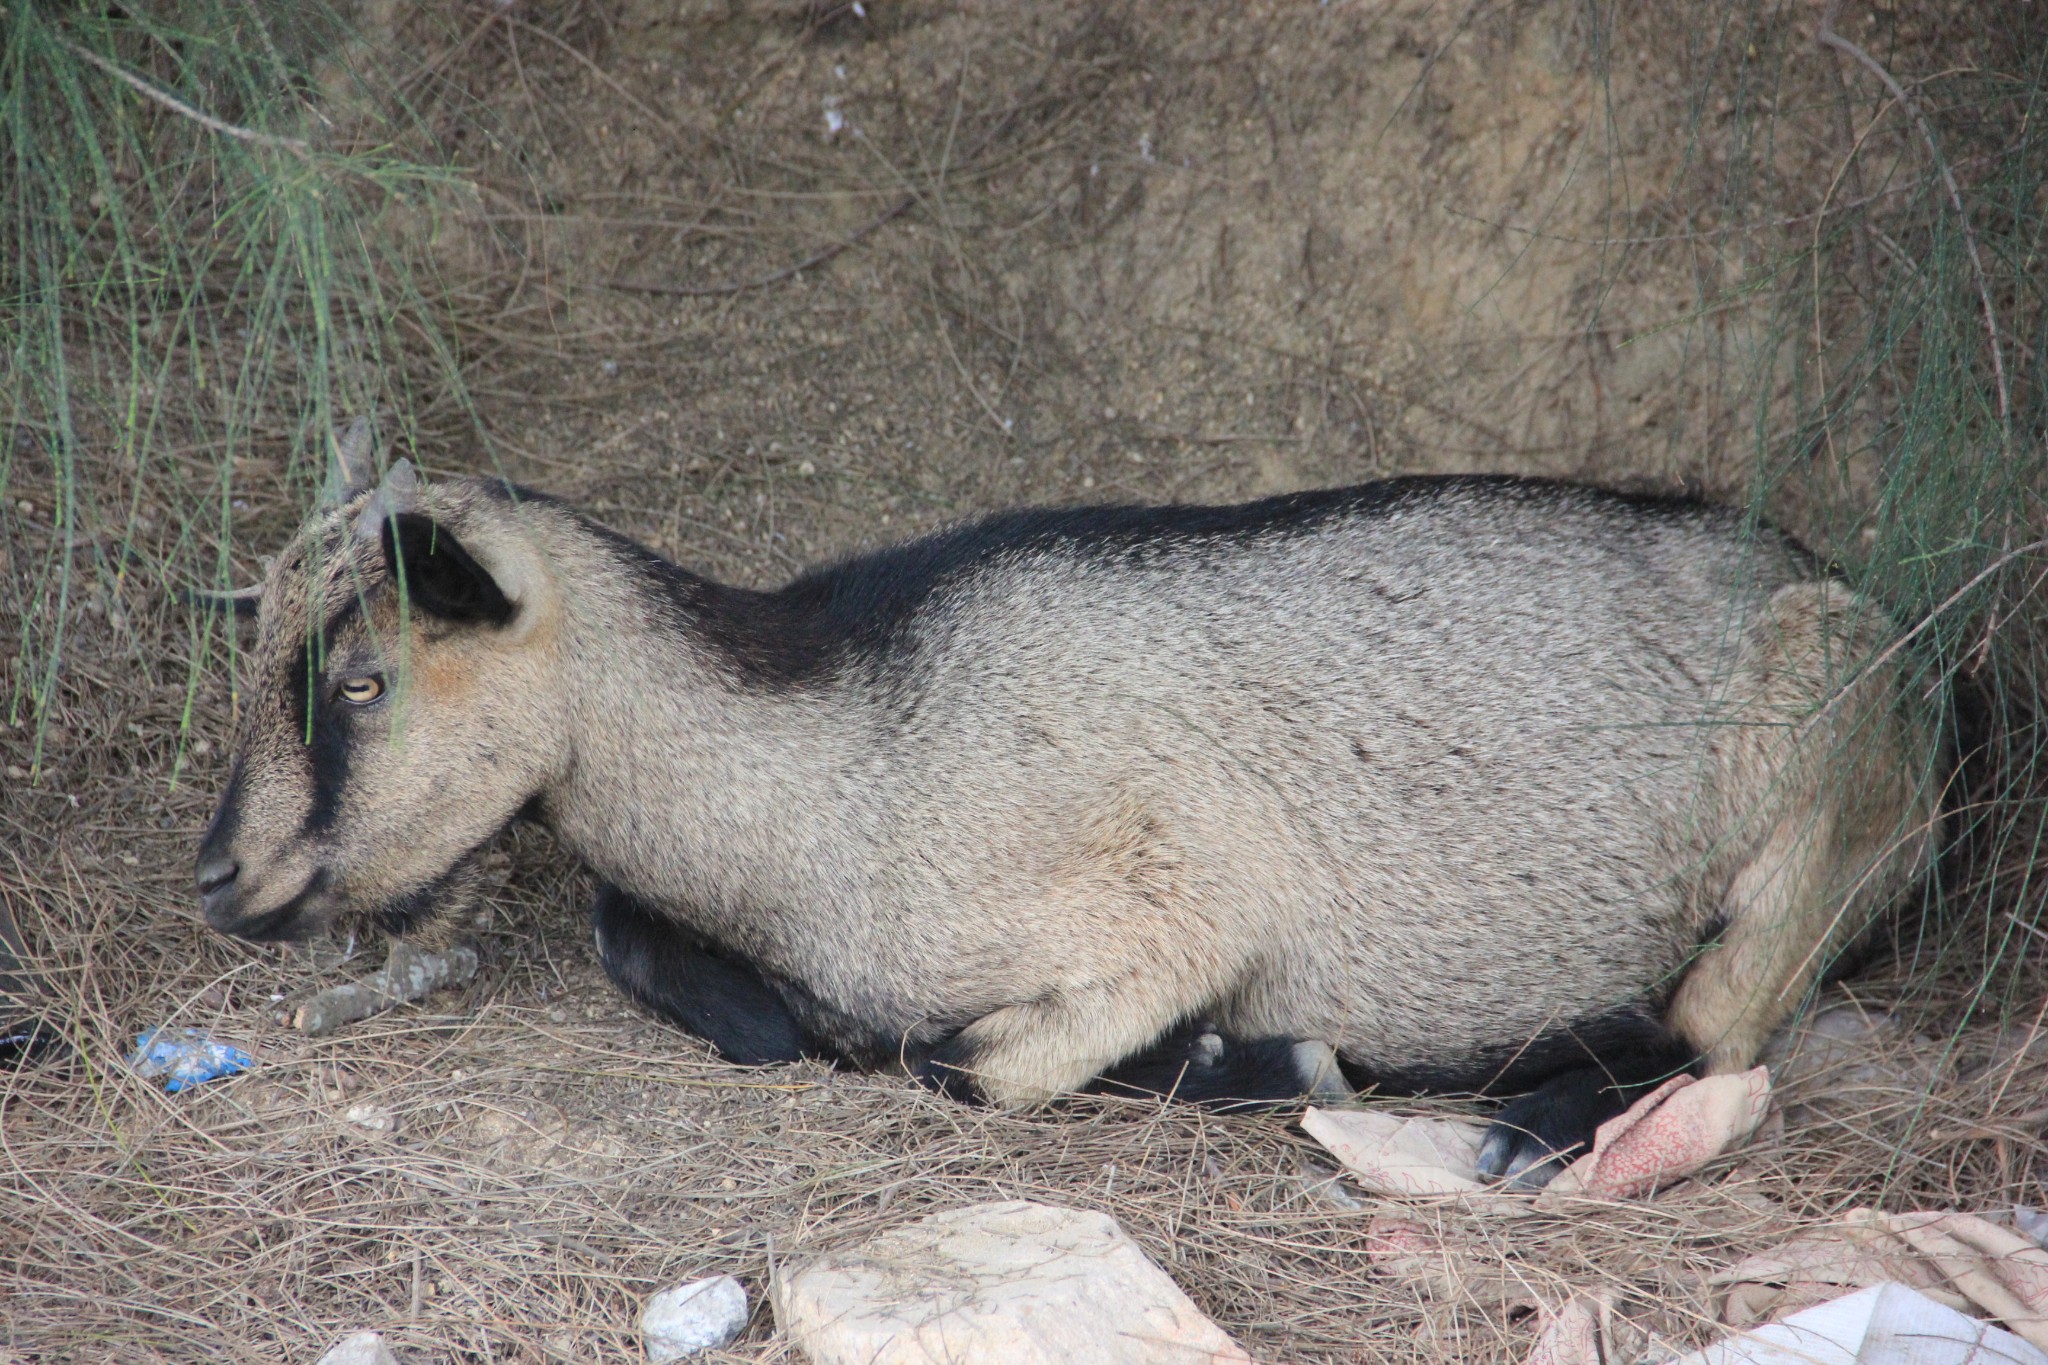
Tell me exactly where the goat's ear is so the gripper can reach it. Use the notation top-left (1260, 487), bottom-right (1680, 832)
top-left (380, 512), bottom-right (516, 627)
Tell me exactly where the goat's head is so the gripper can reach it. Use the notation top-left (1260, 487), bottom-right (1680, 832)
top-left (195, 424), bottom-right (569, 943)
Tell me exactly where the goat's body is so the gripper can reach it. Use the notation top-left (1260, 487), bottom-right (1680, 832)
top-left (536, 478), bottom-right (1918, 1093)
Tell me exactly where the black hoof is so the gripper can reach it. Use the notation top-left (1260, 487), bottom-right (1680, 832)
top-left (1092, 1025), bottom-right (1338, 1110)
top-left (1475, 1066), bottom-right (1634, 1190)
top-left (0, 1017), bottom-right (66, 1071)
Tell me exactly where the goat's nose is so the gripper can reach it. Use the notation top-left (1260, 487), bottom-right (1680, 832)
top-left (195, 855), bottom-right (240, 901)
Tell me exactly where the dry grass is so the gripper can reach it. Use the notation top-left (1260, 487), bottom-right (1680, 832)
top-left (4, 1), bottom-right (2045, 1361)
top-left (5, 882), bottom-right (2048, 1364)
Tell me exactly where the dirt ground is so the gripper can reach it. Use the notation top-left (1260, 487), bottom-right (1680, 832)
top-left (4, 2), bottom-right (2044, 1362)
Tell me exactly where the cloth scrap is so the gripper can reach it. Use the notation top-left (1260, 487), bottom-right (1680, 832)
top-left (1365, 1215), bottom-right (1539, 1309)
top-left (1542, 1067), bottom-right (1772, 1201)
top-left (1526, 1291), bottom-right (1642, 1365)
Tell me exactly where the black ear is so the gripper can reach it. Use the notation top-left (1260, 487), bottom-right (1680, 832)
top-left (381, 512), bottom-right (516, 626)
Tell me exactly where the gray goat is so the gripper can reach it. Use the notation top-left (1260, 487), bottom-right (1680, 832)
top-left (194, 429), bottom-right (1938, 1185)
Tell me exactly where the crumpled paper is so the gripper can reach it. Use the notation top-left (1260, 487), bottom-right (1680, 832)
top-left (128, 1028), bottom-right (253, 1092)
top-left (1304, 1067), bottom-right (1772, 1204)
top-left (1715, 1209), bottom-right (2048, 1349)
top-left (1300, 1108), bottom-right (1489, 1198)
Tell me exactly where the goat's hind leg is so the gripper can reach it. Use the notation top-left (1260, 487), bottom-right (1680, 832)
top-left (918, 961), bottom-right (1351, 1108)
top-left (590, 882), bottom-right (815, 1066)
top-left (1667, 581), bottom-right (1939, 1076)
top-left (1472, 1009), bottom-right (1700, 1189)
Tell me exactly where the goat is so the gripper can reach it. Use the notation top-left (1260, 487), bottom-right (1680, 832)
top-left (193, 427), bottom-right (1939, 1185)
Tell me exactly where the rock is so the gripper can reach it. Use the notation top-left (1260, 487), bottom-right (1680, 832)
top-left (314, 1332), bottom-right (398, 1365)
top-left (640, 1275), bottom-right (748, 1360)
top-left (772, 1199), bottom-right (1251, 1365)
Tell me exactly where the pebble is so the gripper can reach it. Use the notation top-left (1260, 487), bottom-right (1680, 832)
top-left (343, 1103), bottom-right (398, 1135)
top-left (314, 1331), bottom-right (398, 1365)
top-left (640, 1275), bottom-right (748, 1360)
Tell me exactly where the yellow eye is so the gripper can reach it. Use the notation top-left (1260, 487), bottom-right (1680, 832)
top-left (337, 676), bottom-right (384, 705)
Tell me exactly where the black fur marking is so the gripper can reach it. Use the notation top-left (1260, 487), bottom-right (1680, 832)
top-left (1337, 1002), bottom-right (1692, 1099)
top-left (373, 854), bottom-right (479, 938)
top-left (912, 1038), bottom-right (986, 1105)
top-left (196, 756), bottom-right (245, 871)
top-left (291, 600), bottom-right (363, 835)
top-left (225, 867), bottom-right (334, 942)
top-left (380, 513), bottom-right (515, 627)
top-left (590, 884), bottom-right (817, 1067)
top-left (766, 977), bottom-right (926, 1071)
top-left (590, 475), bottom-right (1756, 691)
top-left (1090, 1025), bottom-right (1318, 1111)
top-left (1471, 1027), bottom-right (1701, 1190)
top-left (297, 645), bottom-right (349, 834)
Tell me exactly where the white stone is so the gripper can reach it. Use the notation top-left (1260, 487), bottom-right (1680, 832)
top-left (314, 1331), bottom-right (398, 1365)
top-left (342, 1102), bottom-right (397, 1135)
top-left (640, 1275), bottom-right (748, 1360)
top-left (772, 1199), bottom-right (1251, 1365)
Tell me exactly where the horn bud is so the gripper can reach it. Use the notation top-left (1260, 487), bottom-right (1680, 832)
top-left (321, 416), bottom-right (379, 506)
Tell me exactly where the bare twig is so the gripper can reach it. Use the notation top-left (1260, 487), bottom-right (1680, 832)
top-left (54, 34), bottom-right (311, 155)
top-left (598, 195), bottom-right (915, 299)
top-left (292, 940), bottom-right (479, 1035)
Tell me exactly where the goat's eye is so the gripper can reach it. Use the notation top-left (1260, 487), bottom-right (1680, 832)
top-left (337, 676), bottom-right (384, 706)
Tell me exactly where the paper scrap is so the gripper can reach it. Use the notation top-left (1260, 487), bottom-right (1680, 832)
top-left (1300, 1107), bottom-right (1488, 1196)
top-left (1672, 1281), bottom-right (2048, 1365)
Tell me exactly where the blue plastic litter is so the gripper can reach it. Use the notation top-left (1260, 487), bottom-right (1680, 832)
top-left (129, 1028), bottom-right (253, 1091)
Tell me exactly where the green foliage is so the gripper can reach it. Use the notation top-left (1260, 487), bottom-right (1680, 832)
top-left (1707, 3), bottom-right (2048, 1012)
top-left (0, 0), bottom-right (465, 764)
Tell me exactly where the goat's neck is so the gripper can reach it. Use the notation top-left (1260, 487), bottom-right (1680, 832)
top-left (542, 554), bottom-right (880, 934)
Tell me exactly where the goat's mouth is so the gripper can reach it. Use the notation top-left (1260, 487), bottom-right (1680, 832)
top-left (206, 868), bottom-right (335, 943)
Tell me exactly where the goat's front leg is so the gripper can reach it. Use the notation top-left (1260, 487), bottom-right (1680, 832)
top-left (590, 882), bottom-right (817, 1067)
